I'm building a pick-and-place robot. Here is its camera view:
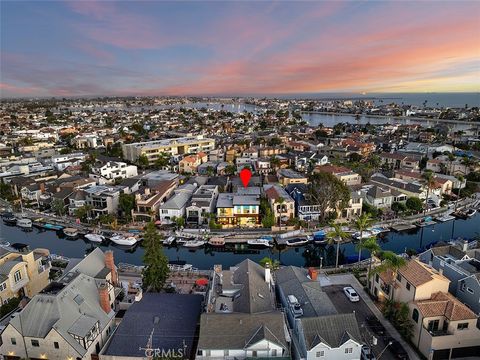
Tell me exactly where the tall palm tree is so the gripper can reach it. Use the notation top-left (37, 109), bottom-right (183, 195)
top-left (357, 237), bottom-right (381, 285)
top-left (354, 213), bottom-right (374, 263)
top-left (453, 175), bottom-right (465, 213)
top-left (327, 223), bottom-right (349, 269)
top-left (421, 170), bottom-right (435, 216)
top-left (447, 153), bottom-right (455, 175)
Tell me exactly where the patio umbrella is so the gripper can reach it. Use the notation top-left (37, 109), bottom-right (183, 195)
top-left (195, 278), bottom-right (209, 286)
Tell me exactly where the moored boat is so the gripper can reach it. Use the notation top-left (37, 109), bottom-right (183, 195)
top-left (465, 208), bottom-right (477, 218)
top-left (163, 236), bottom-right (176, 245)
top-left (63, 227), bottom-right (79, 238)
top-left (208, 237), bottom-right (225, 247)
top-left (286, 237), bottom-right (309, 246)
top-left (183, 240), bottom-right (206, 248)
top-left (2, 214), bottom-right (17, 225)
top-left (247, 238), bottom-right (272, 247)
top-left (436, 214), bottom-right (456, 222)
top-left (84, 233), bottom-right (105, 243)
top-left (110, 234), bottom-right (138, 246)
top-left (16, 217), bottom-right (32, 229)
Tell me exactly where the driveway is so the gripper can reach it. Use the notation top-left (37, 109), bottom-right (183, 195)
top-left (319, 273), bottom-right (421, 360)
top-left (323, 284), bottom-right (399, 359)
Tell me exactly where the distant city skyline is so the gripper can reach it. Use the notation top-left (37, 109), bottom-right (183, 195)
top-left (1, 0), bottom-right (479, 98)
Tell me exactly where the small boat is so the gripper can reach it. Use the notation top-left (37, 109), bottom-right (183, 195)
top-left (465, 208), bottom-right (477, 218)
top-left (436, 214), bottom-right (456, 222)
top-left (183, 240), bottom-right (206, 248)
top-left (208, 237), bottom-right (225, 247)
top-left (63, 227), bottom-right (79, 238)
top-left (110, 234), bottom-right (138, 246)
top-left (0, 241), bottom-right (10, 247)
top-left (416, 216), bottom-right (436, 227)
top-left (44, 223), bottom-right (64, 231)
top-left (16, 217), bottom-right (32, 229)
top-left (2, 214), bottom-right (17, 225)
top-left (286, 238), bottom-right (309, 246)
top-left (163, 236), bottom-right (176, 245)
top-left (247, 238), bottom-right (272, 247)
top-left (352, 230), bottom-right (374, 240)
top-left (84, 233), bottom-right (105, 243)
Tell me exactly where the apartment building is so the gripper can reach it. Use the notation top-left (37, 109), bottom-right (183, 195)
top-left (0, 244), bottom-right (51, 303)
top-left (121, 135), bottom-right (215, 164)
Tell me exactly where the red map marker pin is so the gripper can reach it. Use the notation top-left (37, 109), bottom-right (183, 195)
top-left (240, 168), bottom-right (252, 188)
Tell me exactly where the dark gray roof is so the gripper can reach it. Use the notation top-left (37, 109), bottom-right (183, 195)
top-left (300, 313), bottom-right (362, 349)
top-left (103, 293), bottom-right (202, 358)
top-left (275, 266), bottom-right (337, 317)
top-left (198, 312), bottom-right (289, 352)
top-left (0, 256), bottom-right (22, 275)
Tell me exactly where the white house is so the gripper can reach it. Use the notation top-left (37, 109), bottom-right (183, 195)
top-left (91, 161), bottom-right (138, 182)
top-left (159, 183), bottom-right (196, 224)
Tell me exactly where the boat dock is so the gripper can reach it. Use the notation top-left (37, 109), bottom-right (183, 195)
top-left (391, 223), bottom-right (417, 232)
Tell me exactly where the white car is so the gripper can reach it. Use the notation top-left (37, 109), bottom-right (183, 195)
top-left (361, 346), bottom-right (377, 360)
top-left (343, 286), bottom-right (360, 302)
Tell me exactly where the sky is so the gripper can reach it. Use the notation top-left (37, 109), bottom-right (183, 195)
top-left (1, 0), bottom-right (479, 98)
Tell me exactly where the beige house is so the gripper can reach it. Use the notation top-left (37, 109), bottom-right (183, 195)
top-left (370, 259), bottom-right (450, 303)
top-left (0, 248), bottom-right (119, 360)
top-left (411, 292), bottom-right (480, 359)
top-left (263, 185), bottom-right (295, 225)
top-left (277, 169), bottom-right (308, 186)
top-left (0, 244), bottom-right (51, 304)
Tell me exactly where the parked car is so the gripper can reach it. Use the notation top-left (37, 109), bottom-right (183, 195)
top-left (386, 338), bottom-right (409, 359)
top-left (343, 286), bottom-right (360, 302)
top-left (361, 346), bottom-right (377, 360)
top-left (366, 315), bottom-right (386, 336)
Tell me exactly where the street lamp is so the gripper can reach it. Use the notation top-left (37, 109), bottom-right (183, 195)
top-left (319, 256), bottom-right (323, 269)
top-left (377, 341), bottom-right (392, 359)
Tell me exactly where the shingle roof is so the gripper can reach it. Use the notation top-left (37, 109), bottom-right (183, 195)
top-left (198, 312), bottom-right (288, 351)
top-left (415, 292), bottom-right (476, 321)
top-left (300, 313), bottom-right (362, 350)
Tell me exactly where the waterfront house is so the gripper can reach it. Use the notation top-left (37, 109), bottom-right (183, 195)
top-left (263, 184), bottom-right (295, 225)
top-left (132, 180), bottom-right (177, 221)
top-left (418, 245), bottom-right (480, 314)
top-left (410, 291), bottom-right (480, 359)
top-left (185, 185), bottom-right (218, 225)
top-left (0, 244), bottom-right (50, 303)
top-left (216, 191), bottom-right (261, 228)
top-left (0, 249), bottom-right (119, 360)
top-left (84, 185), bottom-right (123, 218)
top-left (370, 174), bottom-right (426, 199)
top-left (158, 183), bottom-right (196, 224)
top-left (68, 189), bottom-right (87, 216)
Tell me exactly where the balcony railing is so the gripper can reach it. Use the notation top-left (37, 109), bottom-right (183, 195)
top-left (425, 328), bottom-right (453, 337)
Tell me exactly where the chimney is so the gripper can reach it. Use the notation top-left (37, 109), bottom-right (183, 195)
top-left (105, 250), bottom-right (118, 285)
top-left (98, 284), bottom-right (111, 314)
top-left (308, 267), bottom-right (318, 281)
top-left (39, 182), bottom-right (46, 193)
top-left (265, 263), bottom-right (271, 284)
top-left (462, 240), bottom-right (469, 252)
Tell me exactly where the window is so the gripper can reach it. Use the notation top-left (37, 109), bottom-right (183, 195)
top-left (54, 341), bottom-right (59, 349)
top-left (11, 338), bottom-right (16, 345)
top-left (396, 273), bottom-right (401, 282)
top-left (467, 287), bottom-right (474, 294)
top-left (457, 322), bottom-right (469, 330)
top-left (31, 339), bottom-right (40, 347)
top-left (345, 348), bottom-right (353, 354)
top-left (460, 281), bottom-right (466, 292)
top-left (272, 349), bottom-right (277, 356)
top-left (406, 282), bottom-right (411, 291)
top-left (252, 350), bottom-right (258, 357)
top-left (412, 309), bottom-right (419, 323)
top-left (428, 320), bottom-right (439, 332)
top-left (0, 282), bottom-right (6, 291)
top-left (316, 350), bottom-right (325, 357)
top-left (14, 270), bottom-right (22, 283)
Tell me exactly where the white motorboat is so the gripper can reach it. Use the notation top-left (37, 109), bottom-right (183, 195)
top-left (16, 217), bottom-right (32, 229)
top-left (247, 238), bottom-right (272, 247)
top-left (286, 238), bottom-right (309, 246)
top-left (163, 236), bottom-right (176, 245)
top-left (84, 233), bottom-right (105, 243)
top-left (110, 234), bottom-right (138, 246)
top-left (183, 240), bottom-right (206, 248)
top-left (63, 227), bottom-right (79, 238)
top-left (352, 230), bottom-right (373, 240)
top-left (465, 208), bottom-right (477, 218)
top-left (436, 214), bottom-right (456, 222)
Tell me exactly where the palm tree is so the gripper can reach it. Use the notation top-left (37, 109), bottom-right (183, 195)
top-left (371, 251), bottom-right (407, 300)
top-left (421, 170), bottom-right (435, 216)
top-left (357, 237), bottom-right (381, 285)
top-left (453, 175), bottom-right (465, 213)
top-left (447, 153), bottom-right (455, 175)
top-left (354, 213), bottom-right (374, 263)
top-left (327, 223), bottom-right (349, 269)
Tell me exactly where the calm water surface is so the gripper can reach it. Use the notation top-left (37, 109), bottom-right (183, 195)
top-left (1, 213), bottom-right (478, 269)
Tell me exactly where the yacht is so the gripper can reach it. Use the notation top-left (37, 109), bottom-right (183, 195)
top-left (163, 236), bottom-right (176, 245)
top-left (286, 238), bottom-right (309, 246)
top-left (352, 230), bottom-right (374, 240)
top-left (436, 214), bottom-right (456, 222)
top-left (2, 214), bottom-right (17, 225)
top-left (84, 233), bottom-right (105, 243)
top-left (465, 208), bottom-right (477, 218)
top-left (110, 234), bottom-right (138, 246)
top-left (16, 217), bottom-right (32, 229)
top-left (183, 240), bottom-right (206, 248)
top-left (247, 238), bottom-right (272, 247)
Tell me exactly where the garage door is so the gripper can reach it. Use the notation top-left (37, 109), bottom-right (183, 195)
top-left (452, 345), bottom-right (480, 358)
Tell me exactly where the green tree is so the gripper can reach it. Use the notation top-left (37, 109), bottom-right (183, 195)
top-left (0, 182), bottom-right (14, 201)
top-left (51, 198), bottom-right (66, 216)
top-left (224, 164), bottom-right (236, 176)
top-left (357, 237), bottom-right (381, 283)
top-left (371, 251), bottom-right (407, 299)
top-left (138, 154), bottom-right (149, 168)
top-left (421, 170), bottom-right (435, 216)
top-left (154, 152), bottom-right (170, 168)
top-left (258, 257), bottom-right (280, 271)
top-left (391, 201), bottom-right (407, 214)
top-left (74, 204), bottom-right (93, 222)
top-left (406, 197), bottom-right (423, 213)
top-left (354, 213), bottom-right (374, 263)
top-left (327, 223), bottom-right (349, 269)
top-left (142, 222), bottom-right (170, 292)
top-left (119, 193), bottom-right (135, 220)
top-left (308, 172), bottom-right (350, 224)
